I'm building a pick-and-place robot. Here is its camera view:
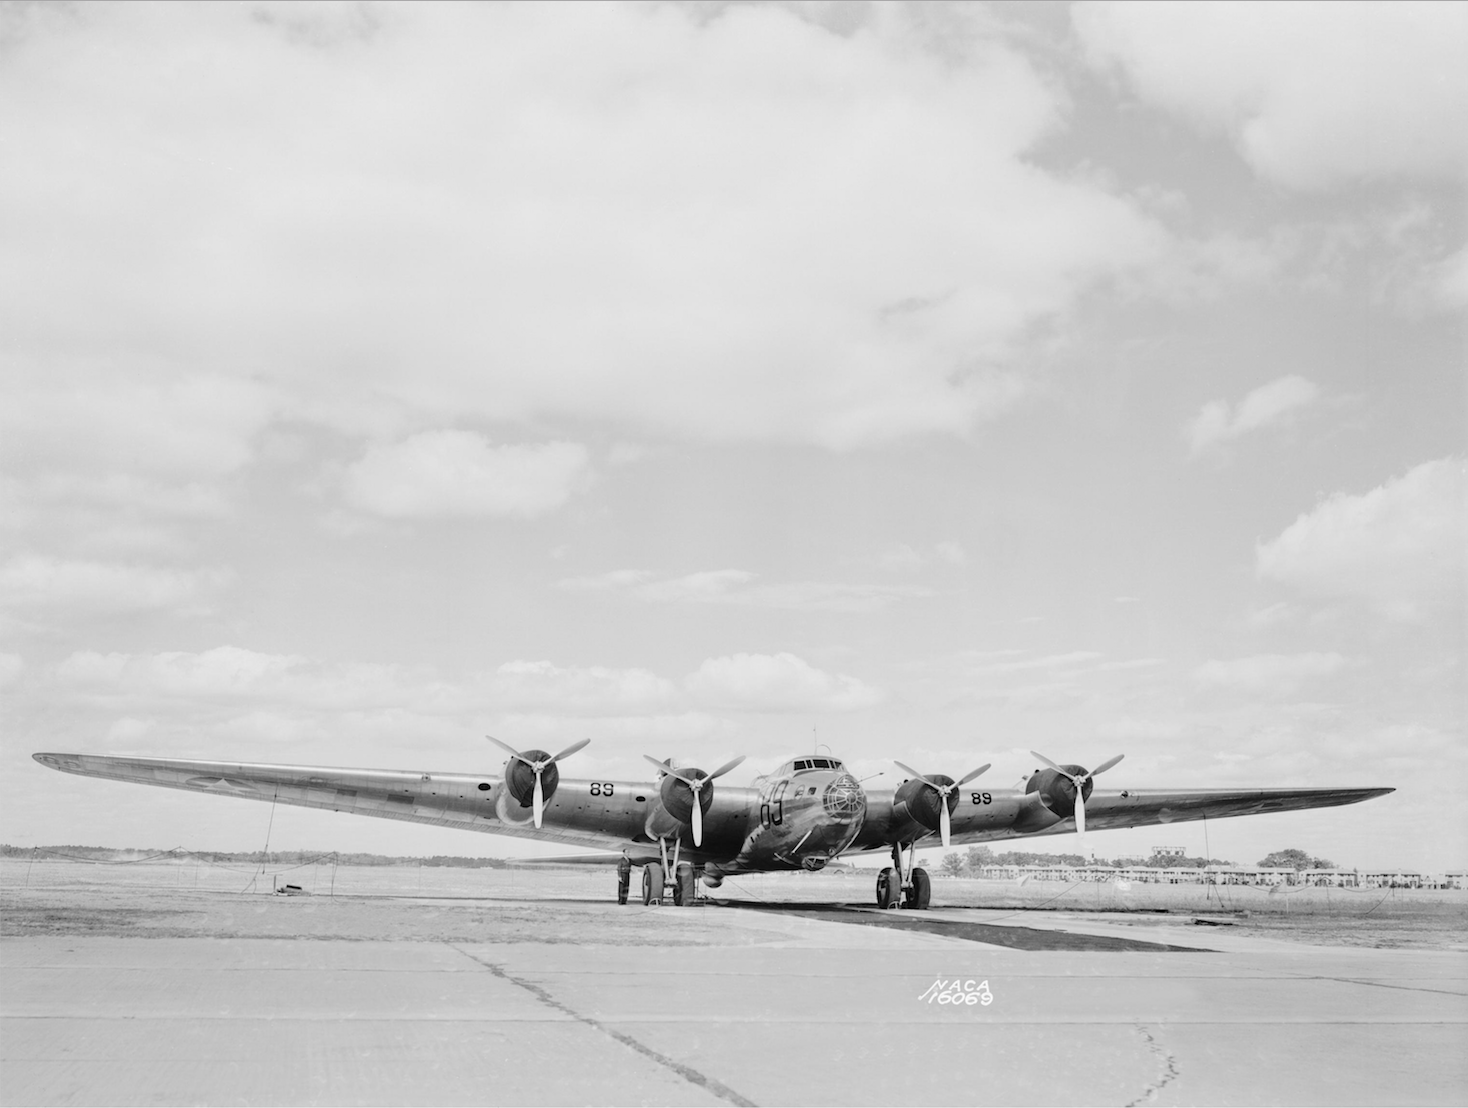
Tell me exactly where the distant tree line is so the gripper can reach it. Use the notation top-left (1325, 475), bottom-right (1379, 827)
top-left (0, 844), bottom-right (511, 867)
top-left (938, 845), bottom-right (1238, 877)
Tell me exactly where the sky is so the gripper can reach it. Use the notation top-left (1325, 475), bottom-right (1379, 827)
top-left (1, 0), bottom-right (1464, 871)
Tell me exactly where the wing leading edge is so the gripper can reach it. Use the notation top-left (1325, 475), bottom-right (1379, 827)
top-left (855, 783), bottom-right (1395, 850)
top-left (30, 752), bottom-right (657, 854)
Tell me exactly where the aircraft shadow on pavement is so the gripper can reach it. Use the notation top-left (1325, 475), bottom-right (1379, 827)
top-left (713, 900), bottom-right (1213, 952)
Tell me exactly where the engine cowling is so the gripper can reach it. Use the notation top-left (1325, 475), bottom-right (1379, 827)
top-left (1026, 764), bottom-right (1092, 818)
top-left (659, 768), bottom-right (713, 826)
top-left (504, 750), bottom-right (560, 809)
top-left (895, 773), bottom-right (959, 833)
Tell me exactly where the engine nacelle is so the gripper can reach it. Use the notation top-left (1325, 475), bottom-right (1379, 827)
top-left (1026, 765), bottom-right (1092, 818)
top-left (504, 751), bottom-right (559, 809)
top-left (895, 774), bottom-right (958, 833)
top-left (659, 768), bottom-right (713, 826)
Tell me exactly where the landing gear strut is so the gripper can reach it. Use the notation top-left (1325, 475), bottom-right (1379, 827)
top-left (874, 842), bottom-right (931, 910)
top-left (622, 837), bottom-right (703, 907)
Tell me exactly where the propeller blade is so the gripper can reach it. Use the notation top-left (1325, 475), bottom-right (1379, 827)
top-left (957, 763), bottom-right (991, 787)
top-left (550, 738), bottom-right (590, 764)
top-left (532, 770), bottom-right (544, 829)
top-left (1028, 750), bottom-right (1067, 777)
top-left (894, 761), bottom-right (940, 788)
top-left (1091, 753), bottom-right (1125, 776)
top-left (643, 755), bottom-right (687, 781)
top-left (940, 797), bottom-right (951, 848)
top-left (691, 790), bottom-right (703, 847)
top-left (487, 735), bottom-right (531, 765)
top-left (1074, 788), bottom-right (1086, 839)
top-left (707, 755), bottom-right (746, 780)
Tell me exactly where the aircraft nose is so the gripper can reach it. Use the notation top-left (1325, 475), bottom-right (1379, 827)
top-left (822, 773), bottom-right (865, 820)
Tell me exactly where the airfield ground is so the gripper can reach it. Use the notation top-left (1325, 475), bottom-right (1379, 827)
top-left (2, 861), bottom-right (1465, 1106)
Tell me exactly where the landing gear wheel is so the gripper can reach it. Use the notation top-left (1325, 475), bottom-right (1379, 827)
top-left (906, 867), bottom-right (931, 910)
top-left (642, 862), bottom-right (664, 905)
top-left (616, 858), bottom-right (631, 905)
top-left (674, 863), bottom-right (696, 906)
top-left (876, 867), bottom-right (901, 909)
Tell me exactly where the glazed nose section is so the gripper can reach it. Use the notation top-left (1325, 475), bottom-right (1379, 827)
top-left (822, 773), bottom-right (866, 821)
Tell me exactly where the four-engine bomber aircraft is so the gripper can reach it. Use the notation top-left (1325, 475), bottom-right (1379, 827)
top-left (33, 740), bottom-right (1392, 908)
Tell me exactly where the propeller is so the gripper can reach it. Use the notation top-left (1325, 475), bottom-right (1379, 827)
top-left (643, 754), bottom-right (746, 846)
top-left (893, 760), bottom-right (991, 848)
top-left (487, 735), bottom-right (590, 829)
top-left (1028, 751), bottom-right (1124, 840)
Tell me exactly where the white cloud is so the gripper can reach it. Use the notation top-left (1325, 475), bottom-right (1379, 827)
top-left (54, 647), bottom-right (474, 715)
top-left (0, 652), bottom-right (23, 687)
top-left (1186, 375), bottom-right (1320, 456)
top-left (875, 542), bottom-right (967, 571)
top-left (342, 432), bottom-right (592, 519)
top-left (685, 652), bottom-right (882, 712)
top-left (488, 660), bottom-right (679, 716)
top-left (0, 556), bottom-right (230, 616)
top-left (878, 544), bottom-right (926, 572)
top-left (970, 650), bottom-right (1106, 674)
top-left (1075, 2), bottom-right (1468, 189)
top-left (556, 569), bottom-right (930, 612)
top-left (634, 571), bottom-right (758, 603)
top-left (1429, 243), bottom-right (1468, 310)
top-left (934, 542), bottom-right (968, 566)
top-left (0, 375), bottom-right (275, 483)
top-left (58, 647), bottom-right (304, 699)
top-left (1256, 457), bottom-right (1466, 620)
top-left (1192, 652), bottom-right (1348, 695)
top-left (1, 3), bottom-right (1165, 456)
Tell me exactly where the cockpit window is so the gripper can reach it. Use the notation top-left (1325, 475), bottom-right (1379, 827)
top-left (789, 756), bottom-right (845, 774)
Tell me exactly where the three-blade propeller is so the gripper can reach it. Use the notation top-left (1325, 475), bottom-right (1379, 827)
top-left (893, 760), bottom-right (991, 848)
top-left (487, 736), bottom-right (590, 829)
top-left (1028, 751), bottom-right (1124, 841)
top-left (643, 754), bottom-right (746, 846)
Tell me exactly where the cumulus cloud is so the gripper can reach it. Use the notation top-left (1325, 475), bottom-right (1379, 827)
top-left (46, 645), bottom-right (879, 738)
top-left (0, 2), bottom-right (1164, 462)
top-left (1256, 457), bottom-right (1466, 619)
top-left (685, 652), bottom-right (882, 712)
top-left (877, 542), bottom-right (968, 571)
top-left (342, 431), bottom-right (592, 519)
top-left (487, 660), bottom-right (679, 716)
top-left (1075, 1), bottom-right (1468, 189)
top-left (0, 556), bottom-right (231, 616)
top-left (0, 375), bottom-right (275, 483)
top-left (1186, 375), bottom-right (1320, 456)
top-left (556, 569), bottom-right (930, 612)
top-left (1192, 652), bottom-right (1348, 695)
top-left (54, 646), bottom-right (473, 715)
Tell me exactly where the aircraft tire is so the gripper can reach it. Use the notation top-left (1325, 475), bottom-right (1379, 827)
top-left (876, 867), bottom-right (900, 909)
top-left (909, 867), bottom-right (932, 910)
top-left (674, 862), bottom-right (696, 906)
top-left (643, 862), bottom-right (663, 905)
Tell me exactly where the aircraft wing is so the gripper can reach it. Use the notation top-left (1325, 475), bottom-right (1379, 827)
top-left (1009, 785), bottom-right (1394, 840)
top-left (30, 751), bottom-right (665, 855)
top-left (855, 784), bottom-right (1395, 851)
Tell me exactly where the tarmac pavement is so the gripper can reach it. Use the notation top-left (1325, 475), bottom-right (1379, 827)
top-left (3, 901), bottom-right (1466, 1106)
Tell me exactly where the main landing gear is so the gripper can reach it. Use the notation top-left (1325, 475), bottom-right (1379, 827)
top-left (875, 843), bottom-right (931, 910)
top-left (620, 842), bottom-right (702, 907)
